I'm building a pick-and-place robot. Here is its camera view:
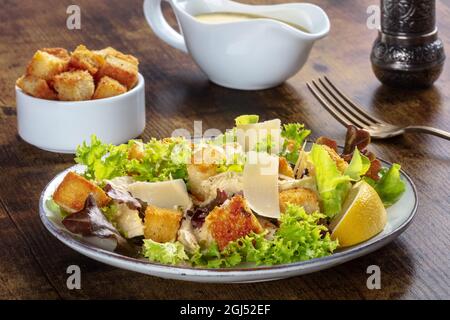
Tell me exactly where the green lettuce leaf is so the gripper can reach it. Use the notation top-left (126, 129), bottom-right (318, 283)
top-left (100, 202), bottom-right (119, 222)
top-left (310, 144), bottom-right (351, 218)
top-left (45, 198), bottom-right (69, 218)
top-left (235, 114), bottom-right (259, 125)
top-left (364, 163), bottom-right (405, 207)
top-left (280, 123), bottom-right (311, 163)
top-left (344, 148), bottom-right (371, 180)
top-left (142, 239), bottom-right (189, 265)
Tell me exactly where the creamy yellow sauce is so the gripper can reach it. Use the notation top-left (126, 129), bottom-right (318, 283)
top-left (194, 12), bottom-right (309, 33)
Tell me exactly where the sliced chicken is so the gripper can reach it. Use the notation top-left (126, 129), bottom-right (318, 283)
top-left (199, 195), bottom-right (264, 250)
top-left (279, 187), bottom-right (320, 214)
top-left (177, 218), bottom-right (200, 253)
top-left (187, 144), bottom-right (225, 201)
top-left (114, 203), bottom-right (144, 238)
top-left (196, 171), bottom-right (243, 206)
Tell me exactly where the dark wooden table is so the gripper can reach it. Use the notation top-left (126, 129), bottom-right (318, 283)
top-left (0, 0), bottom-right (449, 300)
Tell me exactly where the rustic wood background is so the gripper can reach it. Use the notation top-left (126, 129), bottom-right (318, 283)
top-left (0, 0), bottom-right (449, 299)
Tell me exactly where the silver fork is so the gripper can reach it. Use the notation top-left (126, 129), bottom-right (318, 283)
top-left (306, 76), bottom-right (450, 141)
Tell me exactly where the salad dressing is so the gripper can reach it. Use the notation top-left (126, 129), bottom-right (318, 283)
top-left (194, 12), bottom-right (310, 33)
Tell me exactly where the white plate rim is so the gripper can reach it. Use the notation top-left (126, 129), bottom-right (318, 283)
top-left (39, 157), bottom-right (418, 282)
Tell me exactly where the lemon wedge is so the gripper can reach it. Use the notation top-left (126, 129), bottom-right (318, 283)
top-left (329, 180), bottom-right (387, 247)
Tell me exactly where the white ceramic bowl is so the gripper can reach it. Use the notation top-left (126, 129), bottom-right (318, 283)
top-left (16, 73), bottom-right (146, 154)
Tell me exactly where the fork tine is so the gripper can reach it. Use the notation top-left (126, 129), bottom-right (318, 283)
top-left (309, 80), bottom-right (367, 128)
top-left (318, 78), bottom-right (374, 127)
top-left (323, 76), bottom-right (384, 125)
top-left (306, 81), bottom-right (352, 127)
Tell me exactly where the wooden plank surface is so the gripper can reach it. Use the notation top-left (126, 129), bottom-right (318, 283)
top-left (0, 0), bottom-right (449, 299)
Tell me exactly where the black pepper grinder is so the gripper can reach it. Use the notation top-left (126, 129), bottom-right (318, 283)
top-left (371, 0), bottom-right (445, 88)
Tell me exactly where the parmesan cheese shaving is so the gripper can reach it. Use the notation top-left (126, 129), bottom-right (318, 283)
top-left (128, 179), bottom-right (192, 210)
top-left (243, 152), bottom-right (280, 219)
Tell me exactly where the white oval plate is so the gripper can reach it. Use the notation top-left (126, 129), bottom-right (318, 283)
top-left (39, 159), bottom-right (418, 283)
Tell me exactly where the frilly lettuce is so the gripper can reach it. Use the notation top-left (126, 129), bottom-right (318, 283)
top-left (281, 123), bottom-right (311, 163)
top-left (75, 135), bottom-right (128, 181)
top-left (127, 137), bottom-right (191, 182)
top-left (75, 135), bottom-right (190, 182)
top-left (142, 239), bottom-right (189, 265)
top-left (190, 242), bottom-right (242, 268)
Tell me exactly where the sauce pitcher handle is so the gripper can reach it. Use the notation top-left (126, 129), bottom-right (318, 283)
top-left (143, 0), bottom-right (188, 53)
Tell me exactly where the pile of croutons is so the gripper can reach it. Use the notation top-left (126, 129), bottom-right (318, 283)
top-left (16, 45), bottom-right (139, 101)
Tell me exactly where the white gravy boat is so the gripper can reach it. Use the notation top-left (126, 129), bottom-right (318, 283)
top-left (143, 0), bottom-right (330, 90)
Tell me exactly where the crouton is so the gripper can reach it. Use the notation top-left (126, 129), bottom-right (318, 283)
top-left (69, 45), bottom-right (104, 75)
top-left (128, 140), bottom-right (145, 161)
top-left (53, 172), bottom-right (110, 213)
top-left (26, 50), bottom-right (69, 80)
top-left (279, 156), bottom-right (294, 178)
top-left (95, 47), bottom-right (139, 66)
top-left (97, 55), bottom-right (138, 89)
top-left (322, 145), bottom-right (348, 173)
top-left (53, 70), bottom-right (95, 101)
top-left (279, 187), bottom-right (320, 214)
top-left (203, 195), bottom-right (263, 250)
top-left (16, 75), bottom-right (57, 100)
top-left (41, 47), bottom-right (70, 61)
top-left (93, 76), bottom-right (127, 99)
top-left (144, 206), bottom-right (182, 243)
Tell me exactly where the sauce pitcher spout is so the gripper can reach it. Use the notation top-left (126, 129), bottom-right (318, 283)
top-left (283, 3), bottom-right (330, 41)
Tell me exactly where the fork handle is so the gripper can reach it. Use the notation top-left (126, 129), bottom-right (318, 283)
top-left (405, 125), bottom-right (450, 141)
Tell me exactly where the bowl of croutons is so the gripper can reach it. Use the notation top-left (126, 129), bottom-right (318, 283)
top-left (15, 45), bottom-right (145, 153)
